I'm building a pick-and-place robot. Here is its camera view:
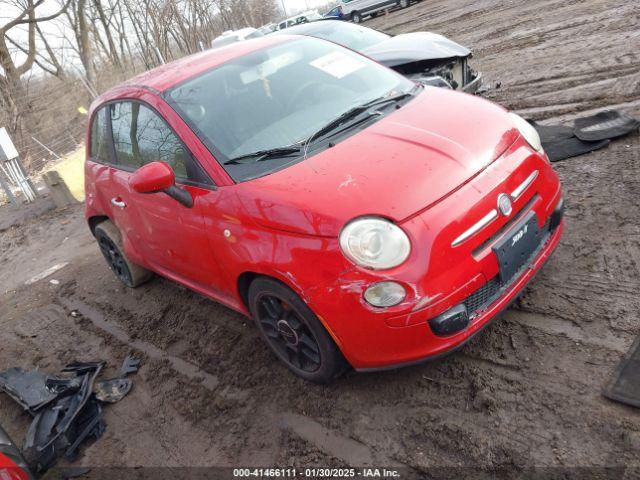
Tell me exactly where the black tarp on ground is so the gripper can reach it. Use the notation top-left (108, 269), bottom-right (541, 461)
top-left (574, 110), bottom-right (640, 141)
top-left (604, 336), bottom-right (640, 409)
top-left (528, 110), bottom-right (639, 162)
top-left (543, 137), bottom-right (611, 162)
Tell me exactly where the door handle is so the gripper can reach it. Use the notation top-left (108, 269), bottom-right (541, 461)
top-left (111, 197), bottom-right (126, 209)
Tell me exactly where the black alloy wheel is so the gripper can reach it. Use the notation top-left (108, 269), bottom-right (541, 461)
top-left (256, 294), bottom-right (322, 372)
top-left (94, 220), bottom-right (152, 288)
top-left (97, 231), bottom-right (133, 286)
top-left (248, 277), bottom-right (347, 383)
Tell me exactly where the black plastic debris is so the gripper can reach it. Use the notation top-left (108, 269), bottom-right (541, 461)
top-left (604, 336), bottom-right (640, 408)
top-left (528, 109), bottom-right (638, 162)
top-left (119, 355), bottom-right (140, 377)
top-left (528, 120), bottom-right (574, 143)
top-left (94, 378), bottom-right (132, 404)
top-left (93, 355), bottom-right (139, 404)
top-left (0, 368), bottom-right (61, 412)
top-left (543, 137), bottom-right (610, 162)
top-left (0, 357), bottom-right (140, 475)
top-left (21, 361), bottom-right (105, 473)
top-left (574, 110), bottom-right (640, 141)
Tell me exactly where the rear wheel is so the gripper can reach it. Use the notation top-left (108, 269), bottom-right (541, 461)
top-left (351, 11), bottom-right (362, 23)
top-left (94, 220), bottom-right (153, 288)
top-left (248, 277), bottom-right (347, 383)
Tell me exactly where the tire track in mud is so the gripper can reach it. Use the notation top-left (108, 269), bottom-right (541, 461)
top-left (57, 296), bottom-right (221, 391)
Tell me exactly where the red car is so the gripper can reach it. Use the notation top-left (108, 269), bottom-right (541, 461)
top-left (85, 35), bottom-right (564, 382)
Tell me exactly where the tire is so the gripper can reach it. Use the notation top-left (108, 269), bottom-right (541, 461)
top-left (351, 11), bottom-right (362, 23)
top-left (248, 277), bottom-right (347, 383)
top-left (370, 11), bottom-right (378, 18)
top-left (94, 220), bottom-right (153, 288)
top-left (399, 0), bottom-right (409, 7)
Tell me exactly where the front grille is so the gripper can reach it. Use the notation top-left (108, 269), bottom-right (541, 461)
top-left (463, 220), bottom-right (554, 319)
top-left (463, 277), bottom-right (500, 315)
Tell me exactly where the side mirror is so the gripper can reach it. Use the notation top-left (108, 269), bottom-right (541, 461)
top-left (129, 162), bottom-right (193, 208)
top-left (130, 162), bottom-right (175, 193)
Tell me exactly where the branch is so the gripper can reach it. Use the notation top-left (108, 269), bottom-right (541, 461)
top-left (2, 0), bottom-right (71, 32)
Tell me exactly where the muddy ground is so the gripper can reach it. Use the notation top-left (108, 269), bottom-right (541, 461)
top-left (1, 0), bottom-right (639, 477)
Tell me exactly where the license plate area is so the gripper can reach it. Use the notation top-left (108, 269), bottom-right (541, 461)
top-left (493, 211), bottom-right (542, 283)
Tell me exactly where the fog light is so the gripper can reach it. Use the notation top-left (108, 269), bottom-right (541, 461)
top-left (364, 281), bottom-right (406, 307)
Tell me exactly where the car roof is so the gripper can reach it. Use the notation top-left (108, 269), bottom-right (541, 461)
top-left (94, 35), bottom-right (292, 103)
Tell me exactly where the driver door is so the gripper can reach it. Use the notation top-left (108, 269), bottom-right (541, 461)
top-left (107, 100), bottom-right (224, 291)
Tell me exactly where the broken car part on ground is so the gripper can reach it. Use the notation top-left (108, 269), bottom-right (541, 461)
top-left (0, 357), bottom-right (139, 476)
top-left (529, 110), bottom-right (639, 162)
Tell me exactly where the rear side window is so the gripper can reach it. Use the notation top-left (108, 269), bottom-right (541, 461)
top-left (110, 101), bottom-right (211, 185)
top-left (89, 107), bottom-right (111, 162)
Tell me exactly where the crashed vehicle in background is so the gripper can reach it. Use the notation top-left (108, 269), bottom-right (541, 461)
top-left (273, 20), bottom-right (482, 92)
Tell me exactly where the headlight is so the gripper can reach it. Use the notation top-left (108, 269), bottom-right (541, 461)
top-left (510, 113), bottom-right (542, 152)
top-left (339, 216), bottom-right (410, 269)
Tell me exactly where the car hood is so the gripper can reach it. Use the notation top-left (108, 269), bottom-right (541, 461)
top-left (236, 88), bottom-right (519, 237)
top-left (362, 32), bottom-right (471, 68)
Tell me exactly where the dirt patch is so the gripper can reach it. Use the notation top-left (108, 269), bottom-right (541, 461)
top-left (1, 0), bottom-right (639, 474)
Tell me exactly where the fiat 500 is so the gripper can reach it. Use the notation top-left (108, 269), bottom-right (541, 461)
top-left (85, 35), bottom-right (564, 382)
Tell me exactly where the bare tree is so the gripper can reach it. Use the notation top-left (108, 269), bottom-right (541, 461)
top-left (0, 0), bottom-right (71, 161)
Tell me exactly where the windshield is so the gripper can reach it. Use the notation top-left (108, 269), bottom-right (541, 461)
top-left (277, 22), bottom-right (390, 51)
top-left (166, 37), bottom-right (414, 182)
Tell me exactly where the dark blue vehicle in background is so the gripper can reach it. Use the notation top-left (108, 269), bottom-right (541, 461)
top-left (324, 5), bottom-right (344, 19)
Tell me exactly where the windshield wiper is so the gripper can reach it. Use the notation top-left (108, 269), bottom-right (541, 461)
top-left (303, 87), bottom-right (421, 151)
top-left (304, 106), bottom-right (379, 147)
top-left (224, 145), bottom-right (302, 165)
top-left (360, 89), bottom-right (418, 109)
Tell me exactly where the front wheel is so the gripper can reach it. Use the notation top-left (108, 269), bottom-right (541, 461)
top-left (94, 220), bottom-right (153, 288)
top-left (248, 277), bottom-right (347, 383)
top-left (351, 11), bottom-right (362, 23)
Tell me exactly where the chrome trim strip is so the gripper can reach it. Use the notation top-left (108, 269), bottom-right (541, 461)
top-left (452, 209), bottom-right (499, 247)
top-left (510, 170), bottom-right (538, 201)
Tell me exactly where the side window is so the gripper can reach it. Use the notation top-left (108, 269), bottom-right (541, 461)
top-left (110, 101), bottom-right (211, 185)
top-left (89, 107), bottom-right (111, 162)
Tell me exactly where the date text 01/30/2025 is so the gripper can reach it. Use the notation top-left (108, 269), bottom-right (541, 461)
top-left (233, 468), bottom-right (402, 478)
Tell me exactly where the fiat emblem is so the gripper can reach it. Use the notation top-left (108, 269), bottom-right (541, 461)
top-left (497, 193), bottom-right (512, 216)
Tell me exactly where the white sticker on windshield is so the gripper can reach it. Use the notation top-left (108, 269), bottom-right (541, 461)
top-left (310, 51), bottom-right (365, 79)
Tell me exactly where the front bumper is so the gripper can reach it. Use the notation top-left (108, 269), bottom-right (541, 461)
top-left (305, 186), bottom-right (563, 371)
top-left (330, 215), bottom-right (563, 371)
top-left (360, 207), bottom-right (564, 371)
